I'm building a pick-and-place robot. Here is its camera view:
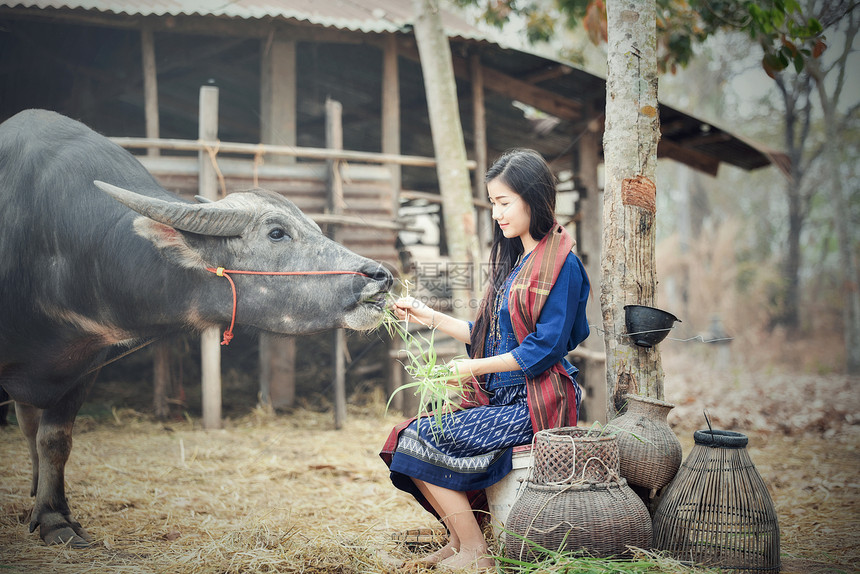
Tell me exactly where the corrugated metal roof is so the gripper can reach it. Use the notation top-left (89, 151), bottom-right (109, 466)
top-left (0, 1), bottom-right (784, 173)
top-left (1, 0), bottom-right (486, 38)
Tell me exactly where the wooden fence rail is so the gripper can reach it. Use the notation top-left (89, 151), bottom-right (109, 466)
top-left (110, 136), bottom-right (478, 169)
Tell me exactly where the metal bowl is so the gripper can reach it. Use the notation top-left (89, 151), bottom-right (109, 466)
top-left (623, 305), bottom-right (681, 347)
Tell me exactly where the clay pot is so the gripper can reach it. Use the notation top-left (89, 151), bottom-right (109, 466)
top-left (612, 394), bottom-right (682, 494)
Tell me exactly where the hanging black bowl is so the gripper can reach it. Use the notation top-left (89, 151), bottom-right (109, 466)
top-left (624, 305), bottom-right (681, 347)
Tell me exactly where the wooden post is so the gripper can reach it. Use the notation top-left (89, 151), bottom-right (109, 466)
top-left (141, 23), bottom-right (159, 158)
top-left (412, 0), bottom-right (478, 317)
top-left (470, 53), bottom-right (490, 256)
top-left (198, 85), bottom-right (222, 430)
top-left (260, 35), bottom-right (297, 149)
top-left (141, 21), bottom-right (173, 419)
top-left (152, 343), bottom-right (171, 419)
top-left (577, 107), bottom-right (607, 424)
top-left (259, 341), bottom-right (295, 409)
top-left (382, 34), bottom-right (402, 212)
top-left (200, 329), bottom-right (222, 429)
top-left (469, 54), bottom-right (490, 306)
top-left (382, 34), bottom-right (405, 413)
top-left (326, 98), bottom-right (348, 429)
top-left (259, 32), bottom-right (298, 411)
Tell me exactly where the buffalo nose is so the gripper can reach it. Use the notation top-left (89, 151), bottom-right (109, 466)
top-left (361, 262), bottom-right (394, 290)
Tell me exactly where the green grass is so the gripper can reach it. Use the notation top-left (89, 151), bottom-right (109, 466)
top-left (378, 299), bottom-right (470, 435)
top-left (493, 535), bottom-right (720, 573)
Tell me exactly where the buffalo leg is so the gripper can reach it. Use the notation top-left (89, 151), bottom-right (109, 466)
top-left (0, 387), bottom-right (10, 425)
top-left (14, 402), bottom-right (41, 496)
top-left (26, 380), bottom-right (94, 547)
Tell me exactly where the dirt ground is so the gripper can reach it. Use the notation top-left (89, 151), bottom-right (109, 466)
top-left (0, 347), bottom-right (857, 573)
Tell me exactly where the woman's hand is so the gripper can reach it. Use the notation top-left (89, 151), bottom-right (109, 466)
top-left (447, 358), bottom-right (478, 382)
top-left (391, 297), bottom-right (472, 345)
top-left (391, 296), bottom-right (436, 328)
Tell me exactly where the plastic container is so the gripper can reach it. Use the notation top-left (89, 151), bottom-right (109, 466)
top-left (623, 304), bottom-right (680, 347)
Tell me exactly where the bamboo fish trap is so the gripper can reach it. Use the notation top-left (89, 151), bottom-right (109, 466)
top-left (652, 429), bottom-right (781, 573)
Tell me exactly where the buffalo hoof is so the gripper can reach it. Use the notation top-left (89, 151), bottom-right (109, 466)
top-left (35, 514), bottom-right (93, 548)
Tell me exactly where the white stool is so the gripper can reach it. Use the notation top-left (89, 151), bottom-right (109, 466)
top-left (485, 445), bottom-right (532, 541)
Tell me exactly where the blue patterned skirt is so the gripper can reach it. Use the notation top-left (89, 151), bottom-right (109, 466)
top-left (388, 384), bottom-right (533, 492)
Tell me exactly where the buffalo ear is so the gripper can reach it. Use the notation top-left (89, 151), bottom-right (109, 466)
top-left (133, 217), bottom-right (208, 270)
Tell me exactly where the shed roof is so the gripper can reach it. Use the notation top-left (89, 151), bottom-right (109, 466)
top-left (2, 0), bottom-right (485, 37)
top-left (1, 0), bottom-right (786, 176)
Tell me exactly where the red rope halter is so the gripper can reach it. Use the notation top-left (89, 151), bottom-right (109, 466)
top-left (206, 266), bottom-right (370, 345)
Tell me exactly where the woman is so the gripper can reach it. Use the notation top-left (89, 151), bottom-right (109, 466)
top-left (381, 149), bottom-right (590, 571)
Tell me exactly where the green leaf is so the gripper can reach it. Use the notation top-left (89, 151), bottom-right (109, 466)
top-left (748, 4), bottom-right (763, 20)
top-left (793, 52), bottom-right (805, 73)
top-left (808, 17), bottom-right (824, 35)
top-left (771, 8), bottom-right (785, 29)
top-left (762, 52), bottom-right (786, 78)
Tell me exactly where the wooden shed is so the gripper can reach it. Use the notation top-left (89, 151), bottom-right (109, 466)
top-left (0, 0), bottom-right (783, 424)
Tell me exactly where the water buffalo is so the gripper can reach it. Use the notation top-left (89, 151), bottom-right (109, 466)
top-left (0, 109), bottom-right (393, 547)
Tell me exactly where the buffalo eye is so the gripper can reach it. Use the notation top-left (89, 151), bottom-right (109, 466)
top-left (268, 228), bottom-right (291, 242)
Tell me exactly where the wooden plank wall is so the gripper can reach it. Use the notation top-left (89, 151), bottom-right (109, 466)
top-left (138, 155), bottom-right (400, 266)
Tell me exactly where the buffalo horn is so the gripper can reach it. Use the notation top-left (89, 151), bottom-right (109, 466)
top-left (94, 180), bottom-right (254, 236)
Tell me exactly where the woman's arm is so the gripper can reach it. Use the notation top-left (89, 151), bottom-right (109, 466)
top-left (510, 255), bottom-right (589, 377)
top-left (450, 353), bottom-right (521, 379)
top-left (391, 297), bottom-right (472, 344)
top-left (446, 256), bottom-right (589, 383)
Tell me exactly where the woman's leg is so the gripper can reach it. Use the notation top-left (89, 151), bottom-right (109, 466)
top-left (410, 479), bottom-right (459, 563)
top-left (413, 479), bottom-right (493, 569)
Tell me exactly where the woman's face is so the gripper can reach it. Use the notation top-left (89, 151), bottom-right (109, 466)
top-left (488, 178), bottom-right (536, 251)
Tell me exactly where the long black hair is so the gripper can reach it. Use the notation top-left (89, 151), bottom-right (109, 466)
top-left (469, 149), bottom-right (558, 360)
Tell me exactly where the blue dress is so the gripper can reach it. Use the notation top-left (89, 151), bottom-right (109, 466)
top-left (388, 251), bottom-right (589, 493)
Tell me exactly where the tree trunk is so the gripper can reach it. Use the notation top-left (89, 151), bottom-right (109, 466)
top-left (805, 8), bottom-right (860, 372)
top-left (771, 69), bottom-right (814, 331)
top-left (831, 158), bottom-right (860, 374)
top-left (601, 0), bottom-right (663, 418)
top-left (412, 0), bottom-right (478, 317)
top-left (781, 186), bottom-right (803, 329)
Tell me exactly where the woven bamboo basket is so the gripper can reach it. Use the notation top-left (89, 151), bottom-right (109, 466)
top-left (532, 427), bottom-right (620, 485)
top-left (612, 394), bottom-right (682, 493)
top-left (652, 429), bottom-right (781, 573)
top-left (504, 479), bottom-right (652, 561)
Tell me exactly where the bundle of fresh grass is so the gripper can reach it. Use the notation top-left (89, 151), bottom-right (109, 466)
top-left (379, 294), bottom-right (471, 433)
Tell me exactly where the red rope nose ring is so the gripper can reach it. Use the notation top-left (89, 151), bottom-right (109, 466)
top-left (206, 266), bottom-right (370, 345)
